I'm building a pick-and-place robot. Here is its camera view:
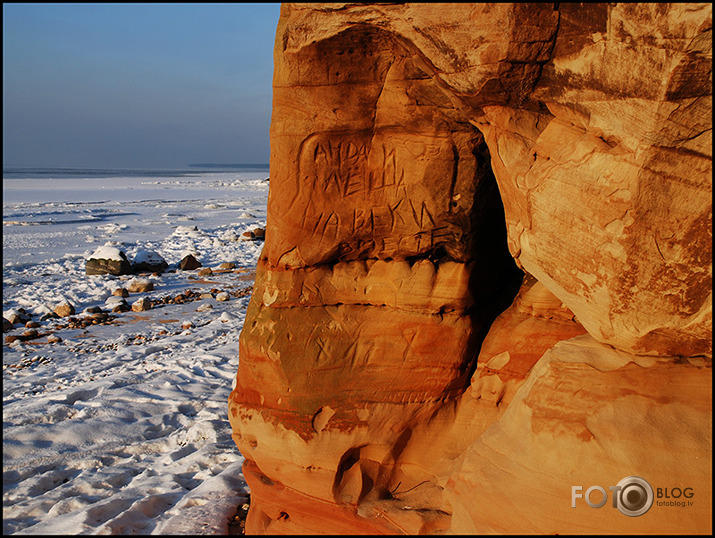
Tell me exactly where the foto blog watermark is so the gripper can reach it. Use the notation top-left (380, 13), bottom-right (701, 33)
top-left (571, 476), bottom-right (695, 517)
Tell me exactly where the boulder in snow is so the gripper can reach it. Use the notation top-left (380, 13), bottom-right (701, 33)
top-left (105, 296), bottom-right (130, 312)
top-left (179, 254), bottom-right (202, 271)
top-left (131, 297), bottom-right (152, 312)
top-left (132, 250), bottom-right (168, 274)
top-left (86, 246), bottom-right (132, 276)
top-left (126, 277), bottom-right (154, 293)
top-left (112, 287), bottom-right (129, 298)
top-left (53, 302), bottom-right (75, 318)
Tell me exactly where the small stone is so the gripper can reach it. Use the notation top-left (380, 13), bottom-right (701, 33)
top-left (25, 321), bottom-right (41, 329)
top-left (220, 262), bottom-right (236, 270)
top-left (127, 277), bottom-right (154, 293)
top-left (23, 329), bottom-right (39, 338)
top-left (112, 302), bottom-right (131, 313)
top-left (182, 320), bottom-right (194, 329)
top-left (196, 302), bottom-right (214, 312)
top-left (3, 318), bottom-right (13, 332)
top-left (105, 296), bottom-right (128, 309)
top-left (54, 303), bottom-right (76, 318)
top-left (216, 292), bottom-right (230, 302)
top-left (198, 267), bottom-right (213, 277)
top-left (179, 254), bottom-right (202, 271)
top-left (112, 288), bottom-right (129, 297)
top-left (47, 334), bottom-right (62, 344)
top-left (131, 297), bottom-right (153, 312)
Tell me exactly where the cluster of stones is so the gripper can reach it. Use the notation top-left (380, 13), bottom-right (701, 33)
top-left (4, 281), bottom-right (252, 346)
top-left (4, 262), bottom-right (253, 346)
top-left (239, 227), bottom-right (266, 241)
top-left (85, 238), bottom-right (264, 277)
top-left (3, 354), bottom-right (53, 372)
top-left (85, 247), bottom-right (169, 276)
top-left (4, 225), bottom-right (263, 342)
top-left (4, 305), bottom-right (117, 345)
top-left (125, 286), bottom-right (247, 313)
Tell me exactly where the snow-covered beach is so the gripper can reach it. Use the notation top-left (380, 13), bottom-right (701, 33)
top-left (3, 167), bottom-right (269, 534)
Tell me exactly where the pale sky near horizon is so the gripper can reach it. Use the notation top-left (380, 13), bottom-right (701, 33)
top-left (2, 3), bottom-right (281, 169)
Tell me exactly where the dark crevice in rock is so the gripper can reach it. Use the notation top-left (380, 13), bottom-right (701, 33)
top-left (460, 133), bottom-right (525, 388)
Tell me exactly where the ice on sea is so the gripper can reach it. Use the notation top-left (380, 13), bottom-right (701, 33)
top-left (2, 171), bottom-right (268, 534)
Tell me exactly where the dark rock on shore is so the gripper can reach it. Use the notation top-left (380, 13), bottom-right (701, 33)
top-left (132, 250), bottom-right (169, 274)
top-left (179, 254), bottom-right (202, 270)
top-left (86, 246), bottom-right (132, 276)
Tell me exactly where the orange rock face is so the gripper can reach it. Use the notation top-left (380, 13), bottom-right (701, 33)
top-left (229, 3), bottom-right (712, 534)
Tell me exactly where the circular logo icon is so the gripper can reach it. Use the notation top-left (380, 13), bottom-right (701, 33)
top-left (615, 476), bottom-right (654, 517)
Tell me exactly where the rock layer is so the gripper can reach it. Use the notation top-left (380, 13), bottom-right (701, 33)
top-left (229, 3), bottom-right (712, 535)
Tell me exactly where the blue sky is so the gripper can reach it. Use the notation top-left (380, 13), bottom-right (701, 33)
top-left (2, 3), bottom-right (281, 168)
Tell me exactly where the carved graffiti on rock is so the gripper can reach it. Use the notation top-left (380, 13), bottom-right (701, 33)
top-left (296, 129), bottom-right (462, 258)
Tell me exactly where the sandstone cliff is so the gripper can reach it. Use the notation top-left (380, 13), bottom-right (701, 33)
top-left (229, 3), bottom-right (712, 534)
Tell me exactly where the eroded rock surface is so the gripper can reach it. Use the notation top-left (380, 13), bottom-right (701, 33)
top-left (229, 3), bottom-right (712, 534)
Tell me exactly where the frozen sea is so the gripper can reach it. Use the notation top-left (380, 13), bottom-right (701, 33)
top-left (3, 166), bottom-right (269, 534)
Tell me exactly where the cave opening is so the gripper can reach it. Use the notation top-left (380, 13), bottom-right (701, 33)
top-left (463, 132), bottom-right (525, 382)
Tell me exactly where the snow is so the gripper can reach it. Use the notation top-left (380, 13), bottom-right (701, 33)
top-left (87, 245), bottom-right (126, 261)
top-left (134, 249), bottom-right (166, 264)
top-left (3, 169), bottom-right (269, 535)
